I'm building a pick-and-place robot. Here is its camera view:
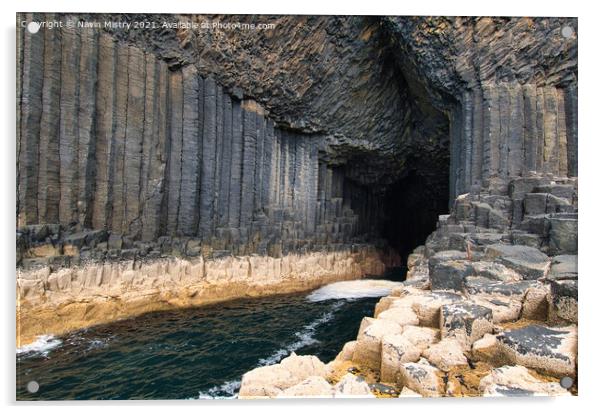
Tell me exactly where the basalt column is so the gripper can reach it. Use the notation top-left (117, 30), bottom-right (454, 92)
top-left (16, 20), bottom-right (382, 258)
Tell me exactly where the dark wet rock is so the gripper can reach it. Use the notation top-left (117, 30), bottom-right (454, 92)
top-left (548, 255), bottom-right (577, 281)
top-left (547, 214), bottom-right (578, 255)
top-left (484, 244), bottom-right (550, 280)
top-left (464, 277), bottom-right (535, 299)
top-left (496, 325), bottom-right (577, 377)
top-left (429, 260), bottom-right (472, 291)
top-left (440, 303), bottom-right (493, 350)
top-left (549, 279), bottom-right (578, 323)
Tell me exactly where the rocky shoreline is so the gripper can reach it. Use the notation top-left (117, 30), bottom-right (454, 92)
top-left (17, 238), bottom-right (396, 347)
top-left (238, 174), bottom-right (578, 398)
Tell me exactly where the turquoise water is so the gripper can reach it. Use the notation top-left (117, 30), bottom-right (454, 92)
top-left (16, 277), bottom-right (403, 400)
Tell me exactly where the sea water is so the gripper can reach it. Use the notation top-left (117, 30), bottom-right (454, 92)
top-left (16, 277), bottom-right (403, 400)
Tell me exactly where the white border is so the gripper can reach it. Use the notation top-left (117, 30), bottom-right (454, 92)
top-left (1, 1), bottom-right (600, 413)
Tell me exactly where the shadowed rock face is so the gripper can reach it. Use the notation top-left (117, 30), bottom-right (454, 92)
top-left (16, 13), bottom-right (577, 262)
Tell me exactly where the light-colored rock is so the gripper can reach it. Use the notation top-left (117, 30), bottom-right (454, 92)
top-left (333, 373), bottom-right (374, 398)
top-left (380, 334), bottom-right (422, 383)
top-left (353, 319), bottom-right (403, 370)
top-left (422, 338), bottom-right (468, 372)
top-left (469, 295), bottom-right (522, 323)
top-left (496, 325), bottom-right (577, 377)
top-left (279, 353), bottom-right (328, 380)
top-left (409, 291), bottom-right (463, 327)
top-left (277, 376), bottom-right (334, 398)
top-left (480, 365), bottom-right (571, 396)
top-left (472, 333), bottom-right (501, 363)
top-left (399, 326), bottom-right (439, 349)
top-left (398, 358), bottom-right (445, 397)
top-left (334, 340), bottom-right (356, 362)
top-left (522, 284), bottom-right (550, 320)
top-left (239, 364), bottom-right (298, 398)
top-left (398, 387), bottom-right (422, 397)
top-left (239, 353), bottom-right (328, 398)
top-left (377, 306), bottom-right (419, 327)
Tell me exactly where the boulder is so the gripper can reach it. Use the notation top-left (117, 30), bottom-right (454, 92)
top-left (277, 376), bottom-right (334, 398)
top-left (398, 358), bottom-right (445, 397)
top-left (469, 261), bottom-right (521, 282)
top-left (239, 364), bottom-right (299, 398)
top-left (440, 303), bottom-right (494, 350)
top-left (496, 325), bottom-right (577, 377)
top-left (422, 338), bottom-right (468, 372)
top-left (547, 214), bottom-right (578, 255)
top-left (239, 353), bottom-right (328, 398)
top-left (484, 244), bottom-right (551, 280)
top-left (377, 306), bottom-right (419, 327)
top-left (464, 276), bottom-right (535, 300)
top-left (471, 333), bottom-right (501, 363)
top-left (334, 341), bottom-right (356, 362)
top-left (521, 283), bottom-right (550, 320)
top-left (410, 291), bottom-right (463, 327)
top-left (380, 335), bottom-right (422, 383)
top-left (468, 295), bottom-right (522, 323)
top-left (429, 260), bottom-right (472, 291)
top-left (333, 373), bottom-right (374, 398)
top-left (547, 255), bottom-right (578, 281)
top-left (480, 365), bottom-right (571, 397)
top-left (398, 387), bottom-right (422, 398)
top-left (353, 319), bottom-right (403, 370)
top-left (549, 279), bottom-right (578, 323)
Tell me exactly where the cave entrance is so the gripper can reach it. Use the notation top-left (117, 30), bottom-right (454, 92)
top-left (381, 169), bottom-right (449, 266)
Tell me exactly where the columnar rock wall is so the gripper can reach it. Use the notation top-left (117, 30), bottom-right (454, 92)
top-left (17, 21), bottom-right (377, 257)
top-left (450, 83), bottom-right (578, 198)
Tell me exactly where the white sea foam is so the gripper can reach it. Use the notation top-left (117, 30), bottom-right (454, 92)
top-left (257, 300), bottom-right (345, 366)
top-left (16, 335), bottom-right (62, 357)
top-left (306, 279), bottom-right (402, 302)
top-left (198, 379), bottom-right (241, 399)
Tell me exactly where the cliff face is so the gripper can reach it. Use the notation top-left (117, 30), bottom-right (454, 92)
top-left (16, 13), bottom-right (577, 262)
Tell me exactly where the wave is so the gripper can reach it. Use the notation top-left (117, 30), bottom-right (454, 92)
top-left (198, 300), bottom-right (346, 398)
top-left (198, 379), bottom-right (241, 399)
top-left (257, 300), bottom-right (344, 366)
top-left (17, 335), bottom-right (62, 357)
top-left (306, 279), bottom-right (402, 302)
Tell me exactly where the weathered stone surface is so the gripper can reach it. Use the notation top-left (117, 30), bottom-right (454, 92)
top-left (429, 260), bottom-right (472, 291)
top-left (333, 373), bottom-right (374, 398)
top-left (380, 334), bottom-right (422, 383)
top-left (521, 284), bottom-right (550, 320)
top-left (464, 277), bottom-right (535, 300)
top-left (239, 353), bottom-right (328, 398)
top-left (353, 318), bottom-right (403, 371)
top-left (398, 359), bottom-right (445, 397)
top-left (480, 365), bottom-right (571, 397)
top-left (484, 244), bottom-right (551, 280)
top-left (548, 255), bottom-right (577, 280)
top-left (277, 376), bottom-right (334, 398)
top-left (496, 325), bottom-right (577, 377)
top-left (549, 280), bottom-right (578, 323)
top-left (423, 338), bottom-right (468, 372)
top-left (440, 303), bottom-right (494, 350)
top-left (548, 215), bottom-right (578, 255)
